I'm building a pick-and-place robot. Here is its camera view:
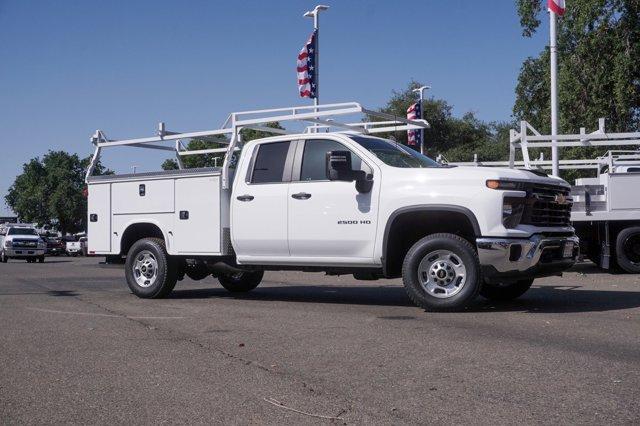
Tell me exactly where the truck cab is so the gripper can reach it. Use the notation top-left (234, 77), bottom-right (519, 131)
top-left (86, 102), bottom-right (579, 311)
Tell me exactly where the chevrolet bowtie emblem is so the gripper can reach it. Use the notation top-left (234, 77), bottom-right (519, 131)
top-left (554, 194), bottom-right (568, 205)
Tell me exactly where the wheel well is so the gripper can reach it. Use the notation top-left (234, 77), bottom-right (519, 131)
top-left (120, 223), bottom-right (164, 255)
top-left (383, 209), bottom-right (478, 278)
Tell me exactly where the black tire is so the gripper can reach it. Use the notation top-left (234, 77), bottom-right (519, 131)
top-left (402, 233), bottom-right (481, 311)
top-left (480, 278), bottom-right (534, 301)
top-left (125, 238), bottom-right (177, 298)
top-left (616, 226), bottom-right (640, 274)
top-left (218, 271), bottom-right (264, 293)
top-left (38, 256), bottom-right (45, 263)
top-left (1, 250), bottom-right (8, 263)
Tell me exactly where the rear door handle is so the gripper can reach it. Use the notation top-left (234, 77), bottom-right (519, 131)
top-left (291, 192), bottom-right (312, 200)
top-left (236, 194), bottom-right (254, 202)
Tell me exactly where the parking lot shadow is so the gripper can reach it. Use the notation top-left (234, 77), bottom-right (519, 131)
top-left (169, 282), bottom-right (640, 313)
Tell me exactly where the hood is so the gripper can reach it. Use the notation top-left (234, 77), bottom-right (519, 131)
top-left (459, 166), bottom-right (569, 186)
top-left (6, 234), bottom-right (41, 241)
top-left (402, 165), bottom-right (571, 187)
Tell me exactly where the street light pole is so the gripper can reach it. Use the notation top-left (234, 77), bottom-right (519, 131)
top-left (304, 5), bottom-right (329, 133)
top-left (412, 85), bottom-right (431, 155)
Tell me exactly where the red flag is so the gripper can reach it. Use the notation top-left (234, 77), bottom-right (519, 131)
top-left (548, 0), bottom-right (565, 16)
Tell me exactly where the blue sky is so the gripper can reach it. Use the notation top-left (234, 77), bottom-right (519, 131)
top-left (0, 0), bottom-right (549, 215)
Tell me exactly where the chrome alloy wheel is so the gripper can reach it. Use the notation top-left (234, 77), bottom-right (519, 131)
top-left (417, 250), bottom-right (467, 299)
top-left (132, 250), bottom-right (159, 288)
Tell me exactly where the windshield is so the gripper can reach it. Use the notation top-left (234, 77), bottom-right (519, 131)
top-left (349, 136), bottom-right (441, 168)
top-left (8, 227), bottom-right (38, 236)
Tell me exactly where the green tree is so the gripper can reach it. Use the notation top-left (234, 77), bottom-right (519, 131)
top-left (514, 0), bottom-right (640, 132)
top-left (5, 151), bottom-right (111, 234)
top-left (373, 81), bottom-right (512, 163)
top-left (514, 0), bottom-right (640, 180)
top-left (161, 122), bottom-right (285, 170)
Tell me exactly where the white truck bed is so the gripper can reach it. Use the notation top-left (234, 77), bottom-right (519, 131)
top-left (571, 172), bottom-right (640, 222)
top-left (87, 167), bottom-right (231, 256)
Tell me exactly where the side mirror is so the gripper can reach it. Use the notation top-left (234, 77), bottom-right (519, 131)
top-left (326, 150), bottom-right (373, 194)
top-left (326, 150), bottom-right (354, 181)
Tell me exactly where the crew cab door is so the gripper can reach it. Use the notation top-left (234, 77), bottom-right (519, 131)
top-left (231, 140), bottom-right (295, 260)
top-left (287, 138), bottom-right (379, 261)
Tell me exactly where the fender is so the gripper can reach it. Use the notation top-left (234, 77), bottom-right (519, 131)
top-left (118, 219), bottom-right (172, 254)
top-left (381, 204), bottom-right (481, 273)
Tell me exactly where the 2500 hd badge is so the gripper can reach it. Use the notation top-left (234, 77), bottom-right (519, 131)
top-left (337, 220), bottom-right (372, 225)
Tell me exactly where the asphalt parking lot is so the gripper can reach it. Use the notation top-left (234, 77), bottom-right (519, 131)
top-left (1, 257), bottom-right (639, 424)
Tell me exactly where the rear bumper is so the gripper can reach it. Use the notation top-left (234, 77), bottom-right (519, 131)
top-left (477, 234), bottom-right (579, 282)
top-left (5, 248), bottom-right (45, 258)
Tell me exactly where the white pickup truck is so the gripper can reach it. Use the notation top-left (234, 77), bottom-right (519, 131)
top-left (86, 103), bottom-right (578, 311)
top-left (0, 225), bottom-right (46, 263)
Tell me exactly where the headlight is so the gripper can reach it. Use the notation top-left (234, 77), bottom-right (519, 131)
top-left (503, 197), bottom-right (526, 229)
top-left (4, 240), bottom-right (12, 248)
top-left (37, 240), bottom-right (46, 249)
top-left (486, 180), bottom-right (527, 190)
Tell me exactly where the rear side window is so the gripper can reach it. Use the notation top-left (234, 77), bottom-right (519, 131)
top-left (250, 141), bottom-right (291, 184)
top-left (300, 139), bottom-right (363, 181)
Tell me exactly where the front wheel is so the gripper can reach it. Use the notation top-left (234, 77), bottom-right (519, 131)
top-left (38, 256), bottom-right (45, 263)
top-left (480, 278), bottom-right (534, 301)
top-left (218, 271), bottom-right (264, 293)
top-left (1, 250), bottom-right (7, 263)
top-left (125, 238), bottom-right (177, 298)
top-left (402, 233), bottom-right (481, 311)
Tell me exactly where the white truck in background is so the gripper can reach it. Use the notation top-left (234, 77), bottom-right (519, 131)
top-left (0, 224), bottom-right (46, 263)
top-left (570, 151), bottom-right (640, 273)
top-left (86, 103), bottom-right (578, 311)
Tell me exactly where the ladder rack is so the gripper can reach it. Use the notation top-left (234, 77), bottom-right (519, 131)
top-left (86, 101), bottom-right (429, 189)
top-left (445, 119), bottom-right (640, 174)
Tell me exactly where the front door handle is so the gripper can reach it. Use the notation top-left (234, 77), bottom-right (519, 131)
top-left (236, 194), bottom-right (254, 202)
top-left (291, 192), bottom-right (312, 200)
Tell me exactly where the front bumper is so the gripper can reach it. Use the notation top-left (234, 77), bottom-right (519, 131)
top-left (5, 248), bottom-right (45, 258)
top-left (477, 234), bottom-right (579, 282)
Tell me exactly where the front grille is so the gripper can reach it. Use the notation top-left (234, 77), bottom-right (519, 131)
top-left (521, 183), bottom-right (572, 227)
top-left (12, 239), bottom-right (38, 248)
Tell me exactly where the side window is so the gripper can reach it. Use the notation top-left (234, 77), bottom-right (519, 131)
top-left (299, 139), bottom-right (364, 181)
top-left (250, 141), bottom-right (291, 184)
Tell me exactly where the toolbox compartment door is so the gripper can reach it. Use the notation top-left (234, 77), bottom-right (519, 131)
top-left (87, 183), bottom-right (111, 253)
top-left (112, 179), bottom-right (175, 214)
top-left (173, 176), bottom-right (222, 254)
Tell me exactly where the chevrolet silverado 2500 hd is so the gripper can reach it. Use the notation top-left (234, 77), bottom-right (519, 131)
top-left (0, 225), bottom-right (46, 263)
top-left (86, 103), bottom-right (579, 311)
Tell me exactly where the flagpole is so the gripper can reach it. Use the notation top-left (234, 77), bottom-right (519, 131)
top-left (304, 5), bottom-right (329, 133)
top-left (549, 8), bottom-right (559, 177)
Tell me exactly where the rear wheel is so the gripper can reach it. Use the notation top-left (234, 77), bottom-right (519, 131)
top-left (218, 271), bottom-right (264, 293)
top-left (616, 226), bottom-right (640, 273)
top-left (38, 256), bottom-right (45, 263)
top-left (401, 233), bottom-right (481, 311)
top-left (125, 238), bottom-right (177, 298)
top-left (480, 278), bottom-right (534, 301)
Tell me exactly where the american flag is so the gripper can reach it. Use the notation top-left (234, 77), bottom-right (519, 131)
top-left (406, 102), bottom-right (422, 147)
top-left (297, 30), bottom-right (317, 98)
